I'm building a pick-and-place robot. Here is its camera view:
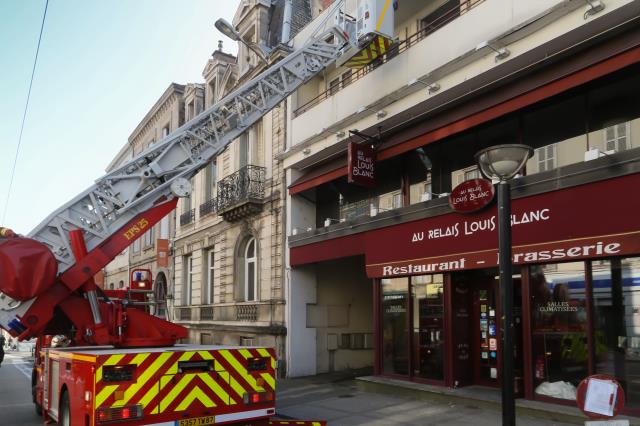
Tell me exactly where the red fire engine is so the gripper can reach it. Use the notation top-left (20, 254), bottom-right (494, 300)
top-left (0, 5), bottom-right (393, 424)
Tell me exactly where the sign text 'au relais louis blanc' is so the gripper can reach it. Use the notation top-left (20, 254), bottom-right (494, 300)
top-left (448, 178), bottom-right (495, 213)
top-left (363, 174), bottom-right (640, 277)
top-left (347, 142), bottom-right (375, 187)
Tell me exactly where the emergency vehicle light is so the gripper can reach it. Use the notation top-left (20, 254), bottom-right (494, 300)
top-left (96, 404), bottom-right (142, 423)
top-left (243, 391), bottom-right (274, 405)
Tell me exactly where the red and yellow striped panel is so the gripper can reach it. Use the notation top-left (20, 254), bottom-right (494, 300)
top-left (269, 422), bottom-right (326, 426)
top-left (344, 34), bottom-right (394, 70)
top-left (94, 348), bottom-right (276, 417)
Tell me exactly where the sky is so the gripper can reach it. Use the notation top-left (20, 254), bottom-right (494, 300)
top-left (0, 0), bottom-right (239, 234)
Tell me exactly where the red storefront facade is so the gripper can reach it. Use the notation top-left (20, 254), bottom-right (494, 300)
top-left (287, 3), bottom-right (640, 415)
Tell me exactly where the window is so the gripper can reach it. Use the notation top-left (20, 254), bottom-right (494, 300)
top-left (133, 238), bottom-right (141, 253)
top-left (244, 238), bottom-right (257, 302)
top-left (328, 77), bottom-right (340, 96)
top-left (206, 160), bottom-right (217, 201)
top-left (239, 134), bottom-right (248, 169)
top-left (206, 248), bottom-right (215, 305)
top-left (464, 168), bottom-right (481, 181)
top-left (109, 283), bottom-right (114, 290)
top-left (536, 144), bottom-right (556, 172)
top-left (240, 336), bottom-right (256, 346)
top-left (160, 215), bottom-right (169, 239)
top-left (184, 255), bottom-right (193, 305)
top-left (604, 122), bottom-right (631, 152)
top-left (530, 262), bottom-right (587, 400)
top-left (143, 227), bottom-right (154, 247)
top-left (162, 124), bottom-right (170, 139)
top-left (118, 280), bottom-right (125, 289)
top-left (341, 70), bottom-right (352, 88)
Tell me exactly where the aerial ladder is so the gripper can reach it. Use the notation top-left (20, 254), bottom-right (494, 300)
top-left (0, 2), bottom-right (394, 425)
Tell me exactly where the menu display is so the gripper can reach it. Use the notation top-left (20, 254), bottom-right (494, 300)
top-left (479, 299), bottom-right (498, 381)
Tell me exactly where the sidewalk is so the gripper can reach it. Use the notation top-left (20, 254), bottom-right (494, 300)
top-left (276, 370), bottom-right (578, 426)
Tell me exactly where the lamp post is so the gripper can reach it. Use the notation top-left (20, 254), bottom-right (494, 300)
top-left (475, 144), bottom-right (533, 426)
top-left (214, 18), bottom-right (270, 66)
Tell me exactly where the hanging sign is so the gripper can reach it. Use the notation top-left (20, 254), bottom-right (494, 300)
top-left (348, 142), bottom-right (376, 187)
top-left (157, 239), bottom-right (169, 268)
top-left (449, 178), bottom-right (495, 213)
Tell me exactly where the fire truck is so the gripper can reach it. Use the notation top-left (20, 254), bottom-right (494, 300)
top-left (0, 2), bottom-right (394, 425)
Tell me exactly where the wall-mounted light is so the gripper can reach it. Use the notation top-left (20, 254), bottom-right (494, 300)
top-left (427, 83), bottom-right (441, 94)
top-left (291, 227), bottom-right (298, 235)
top-left (476, 40), bottom-right (510, 62)
top-left (302, 148), bottom-right (311, 155)
top-left (324, 218), bottom-right (342, 227)
top-left (376, 110), bottom-right (388, 119)
top-left (356, 105), bottom-right (368, 114)
top-left (584, 0), bottom-right (605, 19)
top-left (336, 130), bottom-right (346, 138)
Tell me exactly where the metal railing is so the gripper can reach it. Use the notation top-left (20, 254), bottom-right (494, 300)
top-left (176, 307), bottom-right (192, 321)
top-left (217, 165), bottom-right (266, 211)
top-left (293, 0), bottom-right (485, 117)
top-left (199, 198), bottom-right (218, 217)
top-left (236, 304), bottom-right (258, 321)
top-left (179, 208), bottom-right (195, 226)
top-left (200, 306), bottom-right (214, 321)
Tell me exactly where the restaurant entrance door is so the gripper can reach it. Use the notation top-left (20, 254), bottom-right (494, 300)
top-left (451, 268), bottom-right (523, 391)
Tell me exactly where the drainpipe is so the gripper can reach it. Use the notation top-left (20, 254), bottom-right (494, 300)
top-left (282, 0), bottom-right (293, 44)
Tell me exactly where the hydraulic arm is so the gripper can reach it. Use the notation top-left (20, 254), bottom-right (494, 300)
top-left (0, 6), bottom-right (354, 346)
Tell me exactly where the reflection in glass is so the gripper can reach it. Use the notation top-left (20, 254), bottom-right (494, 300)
top-left (593, 257), bottom-right (640, 408)
top-left (531, 262), bottom-right (587, 400)
top-left (412, 274), bottom-right (444, 380)
top-left (382, 277), bottom-right (409, 375)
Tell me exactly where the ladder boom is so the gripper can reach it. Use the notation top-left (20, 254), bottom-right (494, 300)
top-left (0, 20), bottom-right (353, 331)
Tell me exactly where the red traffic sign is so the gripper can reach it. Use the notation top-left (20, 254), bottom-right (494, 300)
top-left (576, 374), bottom-right (625, 419)
top-left (449, 178), bottom-right (495, 213)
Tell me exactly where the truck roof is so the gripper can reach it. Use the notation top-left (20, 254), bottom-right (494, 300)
top-left (48, 344), bottom-right (269, 356)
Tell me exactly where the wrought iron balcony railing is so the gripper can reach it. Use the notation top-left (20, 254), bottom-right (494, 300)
top-left (199, 198), bottom-right (218, 217)
top-left (180, 208), bottom-right (195, 226)
top-left (217, 165), bottom-right (266, 221)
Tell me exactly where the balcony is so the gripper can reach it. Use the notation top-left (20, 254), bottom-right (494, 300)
top-left (180, 208), bottom-right (195, 226)
top-left (217, 165), bottom-right (266, 222)
top-left (290, 0), bottom-right (571, 148)
top-left (199, 198), bottom-right (218, 217)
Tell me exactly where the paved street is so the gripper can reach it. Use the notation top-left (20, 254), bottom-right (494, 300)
top-left (0, 351), bottom-right (40, 426)
top-left (276, 372), bottom-right (578, 426)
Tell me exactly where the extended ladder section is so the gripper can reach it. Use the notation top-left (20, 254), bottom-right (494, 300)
top-left (0, 4), bottom-right (356, 330)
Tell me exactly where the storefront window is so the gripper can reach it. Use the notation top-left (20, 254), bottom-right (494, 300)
top-left (412, 274), bottom-right (444, 381)
top-left (530, 262), bottom-right (588, 400)
top-left (593, 257), bottom-right (640, 409)
top-left (381, 277), bottom-right (409, 376)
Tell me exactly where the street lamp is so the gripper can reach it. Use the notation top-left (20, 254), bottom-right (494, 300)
top-left (475, 144), bottom-right (533, 426)
top-left (214, 18), bottom-right (269, 66)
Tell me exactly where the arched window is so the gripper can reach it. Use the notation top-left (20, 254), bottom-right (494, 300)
top-left (118, 280), bottom-right (124, 289)
top-left (244, 238), bottom-right (257, 302)
top-left (109, 283), bottom-right (114, 290)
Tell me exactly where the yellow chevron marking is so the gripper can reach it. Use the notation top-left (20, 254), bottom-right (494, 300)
top-left (147, 375), bottom-right (173, 414)
top-left (175, 385), bottom-right (216, 411)
top-left (375, 0), bottom-right (392, 32)
top-left (165, 351), bottom-right (196, 375)
top-left (239, 349), bottom-right (275, 390)
top-left (159, 374), bottom-right (195, 413)
top-left (221, 350), bottom-right (262, 392)
top-left (131, 352), bottom-right (150, 366)
top-left (112, 352), bottom-right (173, 408)
top-left (96, 354), bottom-right (126, 383)
top-left (198, 372), bottom-right (235, 405)
top-left (227, 373), bottom-right (249, 400)
top-left (95, 385), bottom-right (119, 409)
top-left (197, 350), bottom-right (224, 371)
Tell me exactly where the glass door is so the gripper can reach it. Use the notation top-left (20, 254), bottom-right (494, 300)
top-left (381, 277), bottom-right (409, 376)
top-left (412, 274), bottom-right (445, 381)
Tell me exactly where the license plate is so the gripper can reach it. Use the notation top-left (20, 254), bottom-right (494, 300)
top-left (177, 415), bottom-right (215, 426)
